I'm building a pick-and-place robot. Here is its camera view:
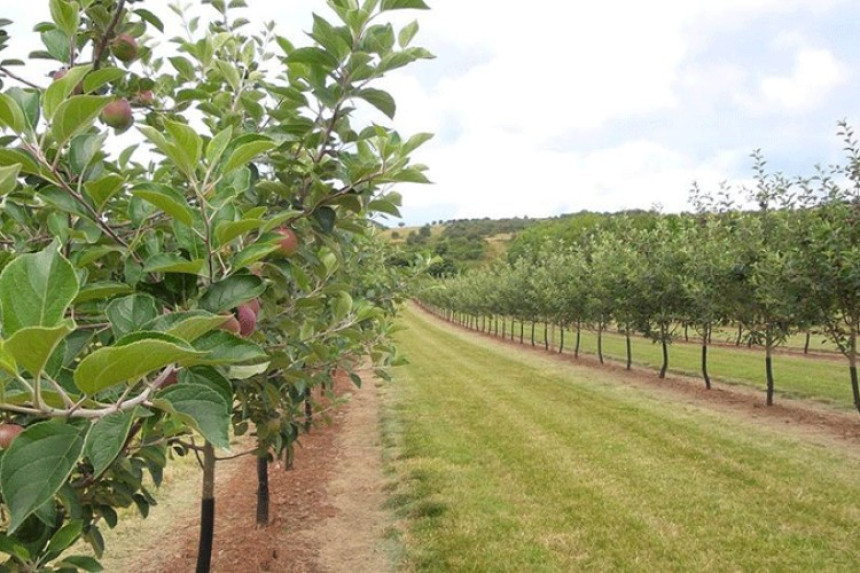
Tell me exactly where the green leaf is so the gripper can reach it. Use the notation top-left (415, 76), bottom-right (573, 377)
top-left (199, 275), bottom-right (266, 313)
top-left (0, 93), bottom-right (26, 133)
top-left (189, 331), bottom-right (268, 365)
top-left (70, 132), bottom-right (107, 175)
top-left (288, 46), bottom-right (339, 68)
top-left (73, 282), bottom-right (134, 303)
top-left (313, 206), bottom-right (337, 234)
top-left (5, 320), bottom-right (74, 376)
top-left (0, 341), bottom-right (18, 375)
top-left (56, 555), bottom-right (104, 571)
top-left (74, 334), bottom-right (204, 394)
top-left (357, 88), bottom-right (395, 119)
top-left (215, 60), bottom-right (241, 91)
top-left (164, 120), bottom-right (202, 179)
top-left (0, 533), bottom-right (31, 561)
top-left (231, 242), bottom-right (279, 269)
top-left (166, 314), bottom-right (233, 343)
top-left (0, 163), bottom-right (21, 195)
top-left (41, 29), bottom-right (70, 62)
top-left (135, 8), bottom-right (164, 32)
top-left (0, 246), bottom-right (79, 336)
top-left (143, 254), bottom-right (205, 275)
top-left (398, 20), bottom-right (419, 47)
top-left (82, 67), bottom-right (125, 94)
top-left (45, 519), bottom-right (83, 556)
top-left (50, 0), bottom-right (81, 37)
top-left (132, 183), bottom-right (194, 226)
top-left (381, 0), bottom-right (430, 10)
top-left (222, 140), bottom-right (275, 174)
top-left (215, 219), bottom-right (263, 246)
top-left (6, 88), bottom-right (40, 131)
top-left (153, 383), bottom-right (230, 449)
top-left (85, 409), bottom-right (136, 477)
top-left (332, 291), bottom-right (353, 321)
top-left (83, 173), bottom-right (124, 210)
top-left (0, 421), bottom-right (87, 533)
top-left (44, 65), bottom-right (92, 120)
top-left (181, 366), bottom-right (232, 409)
top-left (205, 126), bottom-right (233, 167)
top-left (106, 294), bottom-right (159, 339)
top-left (51, 95), bottom-right (111, 147)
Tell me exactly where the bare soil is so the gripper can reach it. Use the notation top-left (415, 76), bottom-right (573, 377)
top-left (125, 372), bottom-right (393, 573)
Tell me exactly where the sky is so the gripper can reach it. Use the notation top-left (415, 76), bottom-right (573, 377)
top-left (4, 0), bottom-right (860, 225)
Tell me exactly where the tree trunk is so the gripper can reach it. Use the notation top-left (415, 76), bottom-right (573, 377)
top-left (559, 327), bottom-right (565, 353)
top-left (256, 456), bottom-right (269, 525)
top-left (684, 323), bottom-right (689, 342)
top-left (850, 333), bottom-right (860, 416)
top-left (597, 323), bottom-right (604, 365)
top-left (575, 322), bottom-right (581, 358)
top-left (196, 442), bottom-right (216, 573)
top-left (544, 323), bottom-right (549, 350)
top-left (659, 324), bottom-right (668, 379)
top-left (304, 387), bottom-right (313, 432)
top-left (765, 333), bottom-right (774, 406)
top-left (702, 324), bottom-right (711, 390)
top-left (625, 330), bottom-right (632, 370)
top-left (520, 321), bottom-right (524, 344)
top-left (736, 323), bottom-right (743, 346)
top-left (531, 320), bottom-right (535, 346)
top-left (804, 331), bottom-right (811, 354)
top-left (494, 316), bottom-right (499, 337)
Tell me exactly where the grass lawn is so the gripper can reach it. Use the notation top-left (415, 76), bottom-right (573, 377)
top-left (384, 306), bottom-right (860, 572)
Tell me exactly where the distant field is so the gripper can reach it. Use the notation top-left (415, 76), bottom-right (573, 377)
top-left (385, 307), bottom-right (860, 571)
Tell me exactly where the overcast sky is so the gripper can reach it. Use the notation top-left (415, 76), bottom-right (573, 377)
top-left (5, 1), bottom-right (860, 225)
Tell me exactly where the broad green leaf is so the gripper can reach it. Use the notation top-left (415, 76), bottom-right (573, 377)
top-left (143, 254), bottom-right (205, 275)
top-left (367, 198), bottom-right (401, 217)
top-left (381, 0), bottom-right (429, 9)
top-left (0, 421), bottom-right (87, 533)
top-left (231, 242), bottom-right (279, 269)
top-left (199, 275), bottom-right (265, 313)
top-left (288, 46), bottom-right (338, 68)
top-left (153, 383), bottom-right (230, 448)
top-left (83, 174), bottom-right (124, 209)
top-left (188, 331), bottom-right (267, 365)
top-left (0, 533), bottom-right (30, 561)
top-left (84, 409), bottom-right (137, 477)
top-left (74, 334), bottom-right (204, 394)
top-left (205, 126), bottom-right (233, 167)
top-left (5, 320), bottom-right (74, 376)
top-left (44, 65), bottom-right (92, 120)
top-left (106, 294), bottom-right (159, 339)
top-left (81, 67), bottom-right (125, 94)
top-left (0, 163), bottom-right (21, 195)
top-left (41, 29), bottom-right (70, 62)
top-left (73, 282), bottom-right (134, 303)
top-left (69, 132), bottom-right (107, 175)
top-left (134, 8), bottom-right (165, 32)
top-left (50, 0), bottom-right (81, 37)
top-left (403, 132), bottom-right (433, 154)
top-left (45, 519), bottom-right (83, 556)
top-left (166, 314), bottom-right (232, 343)
top-left (55, 555), bottom-right (103, 571)
top-left (132, 183), bottom-right (194, 226)
top-left (215, 60), bottom-right (241, 91)
top-left (6, 88), bottom-right (40, 130)
top-left (51, 95), bottom-right (111, 147)
top-left (164, 120), bottom-right (202, 179)
top-left (357, 88), bottom-right (395, 119)
top-left (222, 140), bottom-right (275, 174)
top-left (332, 291), bottom-right (353, 321)
top-left (398, 20), bottom-right (419, 47)
top-left (0, 246), bottom-right (79, 335)
top-left (227, 362), bottom-right (269, 380)
top-left (0, 341), bottom-right (17, 375)
top-left (181, 366), bottom-right (232, 408)
top-left (0, 93), bottom-right (26, 133)
top-left (215, 219), bottom-right (263, 246)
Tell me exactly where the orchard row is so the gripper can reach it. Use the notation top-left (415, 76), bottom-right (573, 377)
top-left (420, 130), bottom-right (860, 417)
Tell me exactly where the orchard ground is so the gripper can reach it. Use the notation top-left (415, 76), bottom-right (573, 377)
top-left (93, 304), bottom-right (858, 571)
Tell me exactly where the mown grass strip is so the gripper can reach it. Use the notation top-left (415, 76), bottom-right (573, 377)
top-left (385, 307), bottom-right (860, 572)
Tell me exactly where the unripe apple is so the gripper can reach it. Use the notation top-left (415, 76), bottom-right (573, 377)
top-left (0, 423), bottom-right (24, 449)
top-left (110, 33), bottom-right (138, 63)
top-left (134, 89), bottom-right (155, 107)
top-left (237, 303), bottom-right (257, 337)
top-left (276, 228), bottom-right (299, 256)
top-left (219, 314), bottom-right (241, 334)
top-left (100, 98), bottom-right (133, 132)
top-left (246, 298), bottom-right (261, 315)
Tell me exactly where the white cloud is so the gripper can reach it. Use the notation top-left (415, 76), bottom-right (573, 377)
top-left (758, 48), bottom-right (846, 111)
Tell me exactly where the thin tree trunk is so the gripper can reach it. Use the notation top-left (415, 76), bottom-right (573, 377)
top-left (804, 331), bottom-right (811, 354)
top-left (765, 332), bottom-right (775, 406)
top-left (559, 327), bottom-right (565, 353)
top-left (850, 333), bottom-right (859, 416)
top-left (520, 321), bottom-right (524, 344)
top-left (659, 324), bottom-right (669, 379)
top-left (531, 320), bottom-right (535, 346)
top-left (256, 456), bottom-right (269, 525)
top-left (494, 316), bottom-right (499, 336)
top-left (625, 330), bottom-right (632, 370)
top-left (702, 324), bottom-right (711, 390)
top-left (304, 387), bottom-right (312, 432)
top-left (597, 323), bottom-right (604, 365)
top-left (684, 323), bottom-right (689, 342)
top-left (544, 322), bottom-right (549, 350)
top-left (736, 323), bottom-right (743, 346)
top-left (196, 442), bottom-right (216, 573)
top-left (575, 322), bottom-right (581, 358)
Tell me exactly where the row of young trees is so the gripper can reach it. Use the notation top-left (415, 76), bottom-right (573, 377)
top-left (0, 0), bottom-right (430, 571)
top-left (420, 127), bottom-right (860, 417)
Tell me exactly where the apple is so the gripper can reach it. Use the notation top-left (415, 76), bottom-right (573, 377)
top-left (134, 89), bottom-right (155, 107)
top-left (51, 67), bottom-right (83, 94)
top-left (276, 228), bottom-right (299, 256)
top-left (237, 303), bottom-right (257, 337)
top-left (110, 33), bottom-right (138, 63)
top-left (0, 423), bottom-right (24, 449)
top-left (100, 98), bottom-right (133, 132)
top-left (246, 298), bottom-right (261, 315)
top-left (219, 314), bottom-right (241, 334)
top-left (162, 370), bottom-right (179, 388)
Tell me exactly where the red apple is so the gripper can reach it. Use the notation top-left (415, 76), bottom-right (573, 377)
top-left (100, 98), bottom-right (133, 132)
top-left (237, 303), bottom-right (257, 337)
top-left (110, 33), bottom-right (138, 63)
top-left (276, 228), bottom-right (299, 256)
top-left (134, 90), bottom-right (155, 107)
top-left (218, 314), bottom-right (241, 334)
top-left (0, 423), bottom-right (24, 449)
top-left (246, 298), bottom-right (261, 315)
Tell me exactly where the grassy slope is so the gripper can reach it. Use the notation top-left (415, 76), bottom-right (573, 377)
top-left (385, 307), bottom-right (860, 572)
top-left (508, 321), bottom-right (856, 411)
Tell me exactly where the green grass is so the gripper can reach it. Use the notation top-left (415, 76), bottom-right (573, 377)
top-left (385, 307), bottom-right (860, 572)
top-left (498, 320), bottom-right (856, 411)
